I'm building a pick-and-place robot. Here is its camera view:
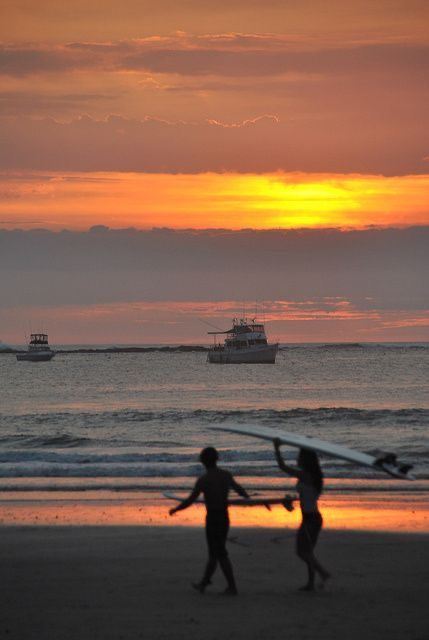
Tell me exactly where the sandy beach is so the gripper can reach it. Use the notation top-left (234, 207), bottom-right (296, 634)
top-left (1, 524), bottom-right (428, 640)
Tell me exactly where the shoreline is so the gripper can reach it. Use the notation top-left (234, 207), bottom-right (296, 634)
top-left (1, 489), bottom-right (428, 532)
top-left (2, 341), bottom-right (428, 355)
top-left (0, 345), bottom-right (209, 355)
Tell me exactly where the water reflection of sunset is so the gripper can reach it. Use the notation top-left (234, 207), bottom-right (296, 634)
top-left (1, 493), bottom-right (427, 533)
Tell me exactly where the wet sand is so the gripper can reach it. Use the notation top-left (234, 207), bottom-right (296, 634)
top-left (1, 525), bottom-right (428, 640)
top-left (1, 489), bottom-right (428, 531)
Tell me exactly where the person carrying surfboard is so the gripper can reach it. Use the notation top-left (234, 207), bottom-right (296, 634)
top-left (169, 446), bottom-right (249, 595)
top-left (273, 438), bottom-right (331, 591)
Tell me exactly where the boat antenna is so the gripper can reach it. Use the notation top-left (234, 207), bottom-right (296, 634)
top-left (198, 317), bottom-right (224, 332)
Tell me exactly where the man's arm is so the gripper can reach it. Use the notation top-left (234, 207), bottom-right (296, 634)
top-left (169, 481), bottom-right (201, 516)
top-left (230, 476), bottom-right (250, 499)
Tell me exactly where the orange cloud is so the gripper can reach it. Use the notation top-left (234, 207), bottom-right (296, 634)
top-left (1, 300), bottom-right (428, 344)
top-left (3, 2), bottom-right (429, 44)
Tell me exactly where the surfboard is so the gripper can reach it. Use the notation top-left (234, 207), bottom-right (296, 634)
top-left (210, 424), bottom-right (415, 480)
top-left (163, 491), bottom-right (295, 511)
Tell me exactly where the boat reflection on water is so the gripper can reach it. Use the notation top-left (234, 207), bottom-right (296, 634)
top-left (207, 318), bottom-right (278, 364)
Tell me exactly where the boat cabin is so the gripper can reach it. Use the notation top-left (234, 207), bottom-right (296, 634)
top-left (29, 333), bottom-right (49, 346)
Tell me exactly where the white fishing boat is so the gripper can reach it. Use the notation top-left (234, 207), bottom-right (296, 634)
top-left (16, 333), bottom-right (56, 362)
top-left (207, 318), bottom-right (278, 364)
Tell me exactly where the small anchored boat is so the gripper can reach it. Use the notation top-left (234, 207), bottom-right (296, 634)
top-left (16, 333), bottom-right (56, 362)
top-left (207, 318), bottom-right (278, 364)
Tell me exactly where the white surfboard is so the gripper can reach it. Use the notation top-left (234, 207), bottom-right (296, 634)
top-left (210, 424), bottom-right (415, 480)
top-left (163, 491), bottom-right (295, 511)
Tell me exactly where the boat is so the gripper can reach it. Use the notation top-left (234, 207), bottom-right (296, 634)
top-left (16, 333), bottom-right (56, 362)
top-left (207, 318), bottom-right (278, 364)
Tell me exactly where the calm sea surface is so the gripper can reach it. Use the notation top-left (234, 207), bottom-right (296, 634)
top-left (0, 344), bottom-right (428, 492)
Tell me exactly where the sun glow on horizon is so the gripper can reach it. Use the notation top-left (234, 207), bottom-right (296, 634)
top-left (1, 171), bottom-right (429, 230)
top-left (253, 179), bottom-right (361, 227)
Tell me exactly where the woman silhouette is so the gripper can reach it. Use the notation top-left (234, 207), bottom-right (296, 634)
top-left (274, 439), bottom-right (331, 591)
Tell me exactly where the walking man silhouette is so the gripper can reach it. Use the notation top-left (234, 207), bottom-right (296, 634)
top-left (169, 446), bottom-right (249, 595)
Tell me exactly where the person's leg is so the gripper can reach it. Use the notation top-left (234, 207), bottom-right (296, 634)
top-left (193, 558), bottom-right (216, 592)
top-left (193, 519), bottom-right (218, 592)
top-left (301, 560), bottom-right (315, 591)
top-left (219, 557), bottom-right (237, 593)
top-left (296, 519), bottom-right (316, 590)
top-left (297, 514), bottom-right (330, 590)
top-left (312, 555), bottom-right (330, 582)
top-left (309, 513), bottom-right (330, 584)
top-left (215, 518), bottom-right (238, 594)
top-left (298, 551), bottom-right (330, 588)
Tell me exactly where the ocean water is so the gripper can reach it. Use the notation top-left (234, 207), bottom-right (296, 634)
top-left (0, 344), bottom-right (428, 492)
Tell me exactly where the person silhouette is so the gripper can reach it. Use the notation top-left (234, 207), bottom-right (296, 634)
top-left (273, 439), bottom-right (331, 591)
top-left (169, 446), bottom-right (249, 595)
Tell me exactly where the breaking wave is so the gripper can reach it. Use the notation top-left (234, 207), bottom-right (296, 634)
top-left (0, 407), bottom-right (426, 480)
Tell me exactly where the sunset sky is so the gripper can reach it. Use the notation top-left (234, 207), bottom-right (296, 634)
top-left (1, 1), bottom-right (428, 343)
